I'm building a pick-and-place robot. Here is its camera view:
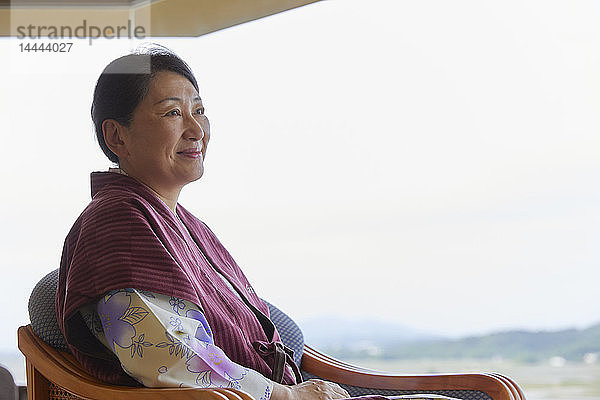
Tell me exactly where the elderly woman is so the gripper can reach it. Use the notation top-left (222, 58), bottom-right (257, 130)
top-left (56, 47), bottom-right (457, 400)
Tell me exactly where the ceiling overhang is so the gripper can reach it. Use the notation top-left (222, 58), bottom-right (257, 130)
top-left (0, 0), bottom-right (321, 38)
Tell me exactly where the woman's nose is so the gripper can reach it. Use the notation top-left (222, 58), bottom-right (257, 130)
top-left (183, 116), bottom-right (205, 142)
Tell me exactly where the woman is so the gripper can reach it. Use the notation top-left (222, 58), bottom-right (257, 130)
top-left (56, 46), bottom-right (456, 400)
top-left (55, 46), bottom-right (350, 400)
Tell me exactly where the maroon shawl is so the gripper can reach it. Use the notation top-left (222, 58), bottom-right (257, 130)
top-left (56, 172), bottom-right (298, 386)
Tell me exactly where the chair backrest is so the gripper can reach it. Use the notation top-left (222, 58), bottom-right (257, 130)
top-left (28, 269), bottom-right (304, 366)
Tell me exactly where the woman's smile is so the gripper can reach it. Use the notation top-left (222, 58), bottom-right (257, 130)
top-left (177, 148), bottom-right (203, 159)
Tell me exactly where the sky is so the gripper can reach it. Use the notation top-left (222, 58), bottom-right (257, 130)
top-left (0, 0), bottom-right (599, 353)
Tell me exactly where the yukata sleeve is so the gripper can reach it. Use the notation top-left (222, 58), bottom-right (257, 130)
top-left (95, 288), bottom-right (274, 400)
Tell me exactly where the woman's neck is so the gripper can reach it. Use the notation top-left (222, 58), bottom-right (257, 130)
top-left (147, 186), bottom-right (179, 214)
top-left (110, 167), bottom-right (179, 214)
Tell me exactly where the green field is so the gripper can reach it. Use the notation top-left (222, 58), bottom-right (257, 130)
top-left (344, 358), bottom-right (600, 400)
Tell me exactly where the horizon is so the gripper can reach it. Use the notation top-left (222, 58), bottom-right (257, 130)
top-left (2, 314), bottom-right (599, 355)
top-left (3, 311), bottom-right (599, 353)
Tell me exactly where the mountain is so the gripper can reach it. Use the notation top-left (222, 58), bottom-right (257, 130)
top-left (316, 321), bottom-right (600, 363)
top-left (299, 316), bottom-right (440, 350)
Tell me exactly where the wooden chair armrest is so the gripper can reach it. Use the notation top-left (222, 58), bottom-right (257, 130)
top-left (18, 325), bottom-right (253, 400)
top-left (490, 374), bottom-right (526, 400)
top-left (301, 345), bottom-right (523, 400)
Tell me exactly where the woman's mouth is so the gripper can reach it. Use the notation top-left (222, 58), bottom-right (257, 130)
top-left (177, 149), bottom-right (203, 159)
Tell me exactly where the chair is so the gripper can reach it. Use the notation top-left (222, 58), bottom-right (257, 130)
top-left (18, 270), bottom-right (525, 400)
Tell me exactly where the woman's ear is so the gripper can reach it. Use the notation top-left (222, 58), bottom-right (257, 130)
top-left (102, 119), bottom-right (129, 158)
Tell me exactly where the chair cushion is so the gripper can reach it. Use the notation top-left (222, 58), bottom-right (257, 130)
top-left (28, 269), bottom-right (68, 351)
top-left (28, 269), bottom-right (305, 367)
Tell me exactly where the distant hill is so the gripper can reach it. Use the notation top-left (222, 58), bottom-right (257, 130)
top-left (313, 322), bottom-right (600, 363)
top-left (300, 316), bottom-right (440, 350)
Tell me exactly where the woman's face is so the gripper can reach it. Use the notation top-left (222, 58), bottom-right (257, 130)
top-left (118, 70), bottom-right (210, 195)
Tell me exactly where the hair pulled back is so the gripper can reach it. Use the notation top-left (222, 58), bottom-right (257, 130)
top-left (91, 45), bottom-right (199, 163)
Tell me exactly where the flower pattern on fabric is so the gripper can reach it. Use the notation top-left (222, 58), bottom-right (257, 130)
top-left (86, 289), bottom-right (274, 400)
top-left (260, 385), bottom-right (272, 400)
top-left (156, 332), bottom-right (194, 359)
top-left (169, 316), bottom-right (183, 332)
top-left (169, 297), bottom-right (185, 315)
top-left (97, 291), bottom-right (148, 351)
top-left (186, 354), bottom-right (248, 389)
top-left (185, 336), bottom-right (248, 388)
top-left (131, 333), bottom-right (153, 358)
top-left (186, 308), bottom-right (213, 342)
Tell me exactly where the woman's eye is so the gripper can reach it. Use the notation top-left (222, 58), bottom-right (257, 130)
top-left (165, 109), bottom-right (181, 117)
top-left (195, 107), bottom-right (205, 115)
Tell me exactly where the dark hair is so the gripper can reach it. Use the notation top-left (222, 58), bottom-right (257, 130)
top-left (91, 45), bottom-right (199, 163)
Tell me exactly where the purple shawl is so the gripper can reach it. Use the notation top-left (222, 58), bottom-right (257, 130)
top-left (56, 172), bottom-right (298, 386)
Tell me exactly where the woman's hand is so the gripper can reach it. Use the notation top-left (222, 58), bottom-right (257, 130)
top-left (272, 379), bottom-right (350, 400)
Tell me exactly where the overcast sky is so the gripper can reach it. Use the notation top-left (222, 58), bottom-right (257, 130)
top-left (1, 0), bottom-right (599, 352)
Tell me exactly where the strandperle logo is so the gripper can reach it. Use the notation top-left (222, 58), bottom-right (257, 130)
top-left (16, 19), bottom-right (146, 45)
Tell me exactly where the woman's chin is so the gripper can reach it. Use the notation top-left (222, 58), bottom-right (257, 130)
top-left (184, 167), bottom-right (204, 184)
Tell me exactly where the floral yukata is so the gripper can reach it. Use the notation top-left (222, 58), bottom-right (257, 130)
top-left (79, 288), bottom-right (273, 400)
